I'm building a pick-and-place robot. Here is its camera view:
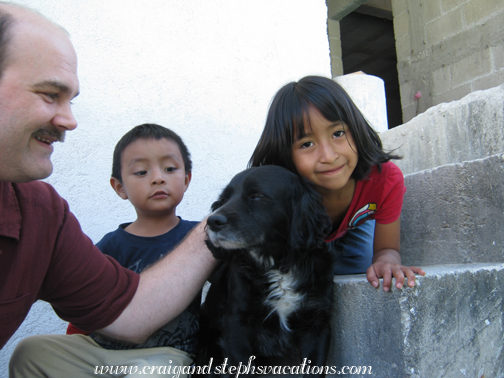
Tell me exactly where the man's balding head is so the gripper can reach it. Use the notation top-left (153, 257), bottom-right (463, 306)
top-left (0, 2), bottom-right (68, 79)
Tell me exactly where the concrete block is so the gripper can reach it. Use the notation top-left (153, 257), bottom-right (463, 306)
top-left (328, 263), bottom-right (504, 378)
top-left (431, 64), bottom-right (451, 96)
top-left (393, 10), bottom-right (409, 40)
top-left (391, 0), bottom-right (407, 17)
top-left (426, 8), bottom-right (463, 46)
top-left (381, 83), bottom-right (504, 175)
top-left (401, 103), bottom-right (418, 125)
top-left (473, 70), bottom-right (504, 92)
top-left (395, 34), bottom-right (412, 62)
top-left (451, 48), bottom-right (492, 88)
top-left (463, 0), bottom-right (504, 27)
top-left (327, 19), bottom-right (341, 39)
top-left (431, 82), bottom-right (471, 107)
top-left (398, 78), bottom-right (415, 109)
top-left (441, 0), bottom-right (467, 13)
top-left (422, 0), bottom-right (441, 23)
top-left (330, 56), bottom-right (344, 77)
top-left (491, 44), bottom-right (504, 70)
top-left (400, 154), bottom-right (504, 266)
top-left (328, 37), bottom-right (342, 59)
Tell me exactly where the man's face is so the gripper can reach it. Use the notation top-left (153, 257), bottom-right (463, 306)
top-left (0, 18), bottom-right (79, 183)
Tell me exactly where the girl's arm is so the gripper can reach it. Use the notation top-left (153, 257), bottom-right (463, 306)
top-left (367, 218), bottom-right (425, 292)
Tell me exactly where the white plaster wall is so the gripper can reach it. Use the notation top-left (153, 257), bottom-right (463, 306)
top-left (0, 0), bottom-right (331, 373)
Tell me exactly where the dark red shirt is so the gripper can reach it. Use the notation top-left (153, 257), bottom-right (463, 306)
top-left (0, 181), bottom-right (139, 349)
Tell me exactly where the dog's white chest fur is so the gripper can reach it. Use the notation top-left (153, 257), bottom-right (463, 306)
top-left (264, 270), bottom-right (304, 331)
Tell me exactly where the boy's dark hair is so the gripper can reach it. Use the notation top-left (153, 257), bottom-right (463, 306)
top-left (112, 123), bottom-right (192, 183)
top-left (248, 75), bottom-right (400, 181)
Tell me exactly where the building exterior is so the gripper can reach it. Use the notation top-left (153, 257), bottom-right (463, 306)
top-left (327, 0), bottom-right (504, 126)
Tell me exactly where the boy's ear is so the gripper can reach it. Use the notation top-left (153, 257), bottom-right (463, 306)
top-left (184, 171), bottom-right (192, 192)
top-left (110, 177), bottom-right (128, 200)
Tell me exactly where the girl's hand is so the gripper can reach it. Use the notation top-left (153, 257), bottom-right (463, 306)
top-left (367, 259), bottom-right (425, 292)
top-left (371, 221), bottom-right (425, 291)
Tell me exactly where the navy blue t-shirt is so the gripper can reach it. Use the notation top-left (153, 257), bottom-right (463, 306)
top-left (90, 218), bottom-right (200, 356)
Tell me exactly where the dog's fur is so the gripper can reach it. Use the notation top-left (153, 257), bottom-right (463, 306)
top-left (196, 165), bottom-right (334, 377)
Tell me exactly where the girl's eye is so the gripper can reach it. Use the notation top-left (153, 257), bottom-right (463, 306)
top-left (300, 141), bottom-right (314, 149)
top-left (333, 130), bottom-right (345, 138)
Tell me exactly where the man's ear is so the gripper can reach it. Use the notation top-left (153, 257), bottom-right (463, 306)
top-left (184, 171), bottom-right (192, 192)
top-left (110, 177), bottom-right (128, 200)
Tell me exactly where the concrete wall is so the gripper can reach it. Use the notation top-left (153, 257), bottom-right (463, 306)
top-left (0, 0), bottom-right (331, 374)
top-left (327, 0), bottom-right (504, 125)
top-left (393, 0), bottom-right (504, 123)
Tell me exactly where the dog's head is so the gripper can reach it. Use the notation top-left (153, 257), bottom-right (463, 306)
top-left (206, 165), bottom-right (331, 268)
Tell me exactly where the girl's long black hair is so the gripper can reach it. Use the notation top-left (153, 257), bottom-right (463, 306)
top-left (248, 75), bottom-right (400, 181)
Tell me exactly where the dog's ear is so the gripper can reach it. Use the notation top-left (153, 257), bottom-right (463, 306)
top-left (289, 178), bottom-right (332, 251)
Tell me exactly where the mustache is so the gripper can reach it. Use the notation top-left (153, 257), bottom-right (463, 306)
top-left (32, 126), bottom-right (65, 143)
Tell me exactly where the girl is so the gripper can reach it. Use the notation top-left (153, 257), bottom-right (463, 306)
top-left (249, 75), bottom-right (425, 292)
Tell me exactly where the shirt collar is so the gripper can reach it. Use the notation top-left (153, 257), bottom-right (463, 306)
top-left (0, 182), bottom-right (22, 240)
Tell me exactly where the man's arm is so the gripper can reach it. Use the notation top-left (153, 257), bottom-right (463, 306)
top-left (98, 221), bottom-right (216, 343)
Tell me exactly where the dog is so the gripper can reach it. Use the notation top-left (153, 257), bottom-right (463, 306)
top-left (196, 165), bottom-right (334, 377)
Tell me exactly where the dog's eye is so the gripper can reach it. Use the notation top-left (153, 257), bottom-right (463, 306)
top-left (249, 193), bottom-right (265, 201)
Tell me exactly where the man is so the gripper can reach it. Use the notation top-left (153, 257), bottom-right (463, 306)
top-left (0, 2), bottom-right (215, 375)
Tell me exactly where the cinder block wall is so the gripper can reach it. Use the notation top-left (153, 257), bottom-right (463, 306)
top-left (393, 0), bottom-right (504, 123)
top-left (327, 0), bottom-right (504, 126)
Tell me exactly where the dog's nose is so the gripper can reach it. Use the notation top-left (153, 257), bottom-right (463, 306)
top-left (207, 213), bottom-right (227, 231)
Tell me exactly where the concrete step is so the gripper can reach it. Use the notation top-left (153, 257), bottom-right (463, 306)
top-left (400, 153), bottom-right (504, 267)
top-left (328, 263), bottom-right (504, 378)
top-left (326, 149), bottom-right (504, 378)
top-left (381, 83), bottom-right (504, 176)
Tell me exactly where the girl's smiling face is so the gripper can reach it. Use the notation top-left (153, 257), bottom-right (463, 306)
top-left (292, 105), bottom-right (358, 197)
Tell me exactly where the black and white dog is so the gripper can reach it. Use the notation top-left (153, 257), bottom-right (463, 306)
top-left (196, 165), bottom-right (334, 377)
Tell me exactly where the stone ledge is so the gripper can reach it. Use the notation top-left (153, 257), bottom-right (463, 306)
top-left (328, 263), bottom-right (504, 378)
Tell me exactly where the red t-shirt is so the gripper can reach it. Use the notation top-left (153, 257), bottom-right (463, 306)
top-left (324, 161), bottom-right (406, 242)
top-left (0, 181), bottom-right (139, 348)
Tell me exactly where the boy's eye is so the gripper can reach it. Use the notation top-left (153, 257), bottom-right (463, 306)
top-left (134, 171), bottom-right (147, 176)
top-left (165, 167), bottom-right (177, 172)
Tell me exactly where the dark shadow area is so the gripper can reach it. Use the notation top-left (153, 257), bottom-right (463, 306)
top-left (340, 10), bottom-right (402, 128)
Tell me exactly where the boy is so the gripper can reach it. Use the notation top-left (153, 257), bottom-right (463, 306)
top-left (67, 123), bottom-right (199, 374)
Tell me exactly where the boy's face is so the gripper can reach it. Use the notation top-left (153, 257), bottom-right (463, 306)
top-left (111, 138), bottom-right (191, 218)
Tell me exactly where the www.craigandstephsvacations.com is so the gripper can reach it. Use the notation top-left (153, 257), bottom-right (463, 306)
top-left (94, 356), bottom-right (373, 376)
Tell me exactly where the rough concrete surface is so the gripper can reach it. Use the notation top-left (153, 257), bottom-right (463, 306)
top-left (399, 153), bottom-right (504, 267)
top-left (381, 84), bottom-right (504, 175)
top-left (328, 264), bottom-right (504, 378)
